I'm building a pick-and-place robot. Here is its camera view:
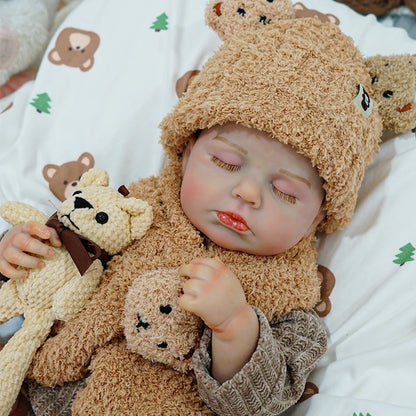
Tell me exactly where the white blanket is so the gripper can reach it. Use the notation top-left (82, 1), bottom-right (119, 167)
top-left (0, 1), bottom-right (415, 414)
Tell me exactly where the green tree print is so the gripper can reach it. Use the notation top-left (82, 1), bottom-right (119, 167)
top-left (393, 242), bottom-right (415, 266)
top-left (150, 13), bottom-right (168, 32)
top-left (30, 93), bottom-right (52, 114)
top-left (353, 413), bottom-right (372, 416)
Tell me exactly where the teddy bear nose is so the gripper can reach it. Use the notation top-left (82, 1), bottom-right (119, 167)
top-left (74, 197), bottom-right (93, 209)
top-left (136, 314), bottom-right (149, 332)
top-left (157, 342), bottom-right (168, 349)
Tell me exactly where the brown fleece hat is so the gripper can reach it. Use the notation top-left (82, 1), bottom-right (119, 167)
top-left (160, 18), bottom-right (382, 233)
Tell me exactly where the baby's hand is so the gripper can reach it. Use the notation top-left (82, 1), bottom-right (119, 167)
top-left (178, 257), bottom-right (248, 333)
top-left (0, 222), bottom-right (61, 279)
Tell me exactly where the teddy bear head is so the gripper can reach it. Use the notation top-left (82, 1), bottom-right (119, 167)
top-left (122, 269), bottom-right (203, 373)
top-left (365, 54), bottom-right (416, 133)
top-left (57, 168), bottom-right (153, 255)
top-left (205, 0), bottom-right (295, 40)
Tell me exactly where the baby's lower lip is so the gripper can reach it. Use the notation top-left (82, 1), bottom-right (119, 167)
top-left (217, 212), bottom-right (249, 232)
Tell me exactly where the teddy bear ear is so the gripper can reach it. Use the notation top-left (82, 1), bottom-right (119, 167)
top-left (120, 198), bottom-right (153, 240)
top-left (79, 168), bottom-right (109, 187)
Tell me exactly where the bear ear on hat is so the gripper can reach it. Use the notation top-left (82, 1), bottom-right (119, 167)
top-left (175, 70), bottom-right (200, 98)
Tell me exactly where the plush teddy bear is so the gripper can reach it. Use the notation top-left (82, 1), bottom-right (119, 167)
top-left (335, 0), bottom-right (416, 16)
top-left (205, 0), bottom-right (341, 41)
top-left (0, 0), bottom-right (61, 99)
top-left (68, 269), bottom-right (212, 415)
top-left (0, 168), bottom-right (153, 416)
top-left (365, 54), bottom-right (416, 133)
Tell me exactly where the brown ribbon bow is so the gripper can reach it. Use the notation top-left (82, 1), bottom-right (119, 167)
top-left (46, 213), bottom-right (111, 276)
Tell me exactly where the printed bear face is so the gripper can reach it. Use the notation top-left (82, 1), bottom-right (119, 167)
top-left (57, 169), bottom-right (153, 255)
top-left (365, 54), bottom-right (416, 133)
top-left (123, 269), bottom-right (203, 373)
top-left (43, 152), bottom-right (95, 201)
top-left (48, 27), bottom-right (100, 72)
top-left (206, 0), bottom-right (295, 40)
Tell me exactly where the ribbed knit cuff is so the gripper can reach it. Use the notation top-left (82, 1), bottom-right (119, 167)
top-left (193, 309), bottom-right (327, 416)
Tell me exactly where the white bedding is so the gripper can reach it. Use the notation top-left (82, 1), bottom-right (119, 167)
top-left (0, 0), bottom-right (415, 414)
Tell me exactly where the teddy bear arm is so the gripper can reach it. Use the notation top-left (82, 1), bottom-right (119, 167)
top-left (28, 269), bottom-right (126, 386)
top-left (52, 259), bottom-right (103, 321)
top-left (0, 280), bottom-right (24, 322)
top-left (0, 201), bottom-right (48, 226)
top-left (27, 320), bottom-right (91, 386)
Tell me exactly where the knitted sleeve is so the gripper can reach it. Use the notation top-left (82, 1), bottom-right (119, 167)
top-left (193, 309), bottom-right (327, 416)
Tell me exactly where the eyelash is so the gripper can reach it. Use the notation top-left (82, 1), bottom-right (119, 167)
top-left (273, 187), bottom-right (297, 204)
top-left (211, 155), bottom-right (297, 204)
top-left (211, 155), bottom-right (241, 172)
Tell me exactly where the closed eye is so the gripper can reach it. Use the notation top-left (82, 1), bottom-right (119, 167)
top-left (211, 155), bottom-right (241, 172)
top-left (272, 187), bottom-right (296, 204)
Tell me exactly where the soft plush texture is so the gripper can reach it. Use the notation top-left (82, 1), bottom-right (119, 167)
top-left (161, 18), bottom-right (382, 233)
top-left (205, 0), bottom-right (295, 40)
top-left (0, 0), bottom-right (59, 98)
top-left (0, 0), bottom-right (416, 415)
top-left (365, 54), bottom-right (416, 133)
top-left (0, 168), bottom-right (152, 416)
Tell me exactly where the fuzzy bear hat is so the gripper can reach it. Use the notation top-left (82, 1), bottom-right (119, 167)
top-left (160, 18), bottom-right (383, 233)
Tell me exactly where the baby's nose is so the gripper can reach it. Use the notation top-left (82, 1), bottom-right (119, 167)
top-left (231, 179), bottom-right (261, 208)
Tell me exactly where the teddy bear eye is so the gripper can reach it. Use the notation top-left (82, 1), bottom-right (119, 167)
top-left (95, 212), bottom-right (109, 224)
top-left (160, 305), bottom-right (172, 314)
top-left (72, 190), bottom-right (82, 196)
top-left (266, 0), bottom-right (274, 2)
top-left (371, 76), bottom-right (378, 84)
top-left (237, 8), bottom-right (246, 16)
top-left (383, 90), bottom-right (393, 99)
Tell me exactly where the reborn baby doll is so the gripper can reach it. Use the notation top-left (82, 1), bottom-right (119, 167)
top-left (1, 17), bottom-right (382, 416)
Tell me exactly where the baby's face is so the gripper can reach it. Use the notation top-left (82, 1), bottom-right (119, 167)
top-left (180, 123), bottom-right (325, 255)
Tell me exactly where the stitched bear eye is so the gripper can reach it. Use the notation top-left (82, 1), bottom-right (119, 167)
top-left (72, 190), bottom-right (81, 196)
top-left (371, 76), bottom-right (378, 84)
top-left (383, 90), bottom-right (393, 99)
top-left (95, 212), bottom-right (109, 224)
top-left (237, 8), bottom-right (246, 16)
top-left (160, 305), bottom-right (172, 314)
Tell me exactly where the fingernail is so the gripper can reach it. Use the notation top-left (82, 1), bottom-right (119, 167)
top-left (47, 248), bottom-right (55, 257)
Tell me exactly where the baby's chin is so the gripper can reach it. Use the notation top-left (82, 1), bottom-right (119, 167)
top-left (204, 231), bottom-right (288, 256)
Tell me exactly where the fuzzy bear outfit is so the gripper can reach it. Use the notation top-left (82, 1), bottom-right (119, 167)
top-left (26, 18), bottom-right (382, 415)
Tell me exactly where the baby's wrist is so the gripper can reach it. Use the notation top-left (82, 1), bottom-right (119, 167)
top-left (210, 303), bottom-right (256, 340)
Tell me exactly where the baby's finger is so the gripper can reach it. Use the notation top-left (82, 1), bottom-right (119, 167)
top-left (21, 222), bottom-right (61, 247)
top-left (182, 277), bottom-right (204, 298)
top-left (13, 233), bottom-right (56, 259)
top-left (3, 245), bottom-right (45, 270)
top-left (0, 258), bottom-right (28, 280)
